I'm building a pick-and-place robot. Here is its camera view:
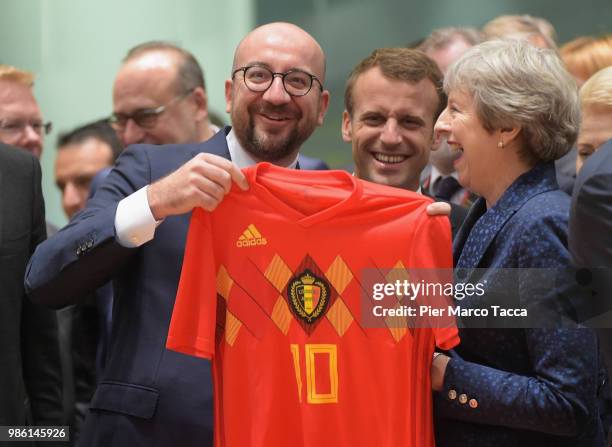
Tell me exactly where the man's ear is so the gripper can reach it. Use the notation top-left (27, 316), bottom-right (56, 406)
top-left (192, 87), bottom-right (208, 122)
top-left (341, 110), bottom-right (353, 143)
top-left (224, 79), bottom-right (233, 113)
top-left (316, 89), bottom-right (330, 126)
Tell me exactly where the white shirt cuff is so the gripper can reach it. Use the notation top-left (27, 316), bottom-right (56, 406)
top-left (114, 186), bottom-right (161, 247)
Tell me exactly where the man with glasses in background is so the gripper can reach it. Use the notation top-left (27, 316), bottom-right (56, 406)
top-left (0, 65), bottom-right (108, 443)
top-left (0, 65), bottom-right (57, 240)
top-left (0, 65), bottom-right (63, 429)
top-left (0, 65), bottom-right (52, 159)
top-left (108, 41), bottom-right (218, 147)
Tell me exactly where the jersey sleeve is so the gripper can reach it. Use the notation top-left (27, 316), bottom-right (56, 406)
top-left (166, 207), bottom-right (217, 359)
top-left (410, 209), bottom-right (460, 351)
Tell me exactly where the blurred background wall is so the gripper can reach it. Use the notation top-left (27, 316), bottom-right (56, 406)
top-left (0, 0), bottom-right (610, 226)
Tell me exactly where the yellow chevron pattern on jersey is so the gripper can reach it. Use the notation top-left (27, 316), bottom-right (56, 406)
top-left (236, 224), bottom-right (268, 247)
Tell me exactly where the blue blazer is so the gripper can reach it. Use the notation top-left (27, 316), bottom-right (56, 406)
top-left (24, 129), bottom-right (236, 446)
top-left (435, 163), bottom-right (604, 446)
top-left (297, 154), bottom-right (329, 170)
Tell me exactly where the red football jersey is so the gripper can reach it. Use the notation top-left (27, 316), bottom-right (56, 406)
top-left (167, 163), bottom-right (458, 447)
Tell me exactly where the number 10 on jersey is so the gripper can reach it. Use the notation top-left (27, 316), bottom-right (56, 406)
top-left (290, 344), bottom-right (339, 404)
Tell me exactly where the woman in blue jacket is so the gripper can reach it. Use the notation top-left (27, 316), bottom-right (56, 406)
top-left (432, 39), bottom-right (605, 446)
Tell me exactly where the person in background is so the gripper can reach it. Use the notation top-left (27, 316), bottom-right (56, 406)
top-left (570, 139), bottom-right (612, 446)
top-left (482, 14), bottom-right (557, 49)
top-left (56, 119), bottom-right (123, 219)
top-left (558, 35), bottom-right (612, 193)
top-left (0, 65), bottom-right (58, 234)
top-left (418, 27), bottom-right (482, 207)
top-left (0, 65), bottom-right (50, 159)
top-left (0, 143), bottom-right (63, 433)
top-left (433, 39), bottom-right (603, 446)
top-left (110, 41), bottom-right (217, 147)
top-left (0, 64), bottom-right (78, 439)
top-left (418, 27), bottom-right (482, 74)
top-left (575, 66), bottom-right (612, 173)
top-left (560, 35), bottom-right (612, 88)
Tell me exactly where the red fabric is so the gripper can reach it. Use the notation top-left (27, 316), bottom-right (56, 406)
top-left (167, 163), bottom-right (459, 447)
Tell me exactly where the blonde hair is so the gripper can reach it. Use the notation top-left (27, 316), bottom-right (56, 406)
top-left (0, 65), bottom-right (34, 86)
top-left (483, 14), bottom-right (557, 50)
top-left (580, 66), bottom-right (612, 109)
top-left (561, 35), bottom-right (612, 85)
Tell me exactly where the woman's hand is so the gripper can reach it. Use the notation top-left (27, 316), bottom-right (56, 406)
top-left (431, 353), bottom-right (451, 391)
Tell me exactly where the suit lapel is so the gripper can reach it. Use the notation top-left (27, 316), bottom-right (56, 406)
top-left (455, 162), bottom-right (558, 269)
top-left (422, 190), bottom-right (465, 240)
top-left (452, 198), bottom-right (486, 266)
top-left (190, 126), bottom-right (232, 160)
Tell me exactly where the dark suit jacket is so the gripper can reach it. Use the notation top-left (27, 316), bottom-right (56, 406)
top-left (570, 140), bottom-right (612, 443)
top-left (556, 146), bottom-right (577, 195)
top-left (24, 130), bottom-right (238, 446)
top-left (0, 144), bottom-right (63, 428)
top-left (420, 168), bottom-right (477, 208)
top-left (422, 191), bottom-right (467, 239)
top-left (570, 139), bottom-right (612, 292)
top-left (435, 162), bottom-right (604, 446)
top-left (297, 154), bottom-right (329, 170)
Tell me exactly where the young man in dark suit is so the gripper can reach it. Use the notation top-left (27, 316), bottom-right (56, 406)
top-left (342, 47), bottom-right (466, 237)
top-left (0, 143), bottom-right (62, 429)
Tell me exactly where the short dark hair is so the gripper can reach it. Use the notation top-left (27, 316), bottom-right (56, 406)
top-left (124, 41), bottom-right (205, 94)
top-left (344, 47), bottom-right (446, 120)
top-left (57, 119), bottom-right (123, 161)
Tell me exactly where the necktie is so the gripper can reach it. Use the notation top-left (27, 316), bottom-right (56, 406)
top-left (434, 176), bottom-right (461, 201)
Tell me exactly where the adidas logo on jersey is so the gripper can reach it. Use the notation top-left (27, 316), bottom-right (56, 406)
top-left (236, 224), bottom-right (267, 248)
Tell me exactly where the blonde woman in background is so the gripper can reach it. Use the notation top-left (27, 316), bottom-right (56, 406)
top-left (576, 66), bottom-right (612, 173)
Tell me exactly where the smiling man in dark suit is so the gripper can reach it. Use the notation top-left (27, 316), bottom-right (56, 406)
top-left (342, 47), bottom-right (466, 237)
top-left (0, 143), bottom-right (62, 430)
top-left (25, 23), bottom-right (329, 447)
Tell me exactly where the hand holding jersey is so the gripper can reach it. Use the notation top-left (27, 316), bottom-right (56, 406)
top-left (148, 153), bottom-right (248, 219)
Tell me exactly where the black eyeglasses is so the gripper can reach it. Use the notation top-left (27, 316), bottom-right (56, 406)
top-left (109, 89), bottom-right (194, 131)
top-left (232, 65), bottom-right (323, 97)
top-left (0, 120), bottom-right (52, 136)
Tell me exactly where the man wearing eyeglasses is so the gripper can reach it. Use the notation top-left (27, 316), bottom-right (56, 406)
top-left (25, 23), bottom-right (328, 447)
top-left (0, 65), bottom-right (52, 159)
top-left (109, 41), bottom-right (217, 147)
